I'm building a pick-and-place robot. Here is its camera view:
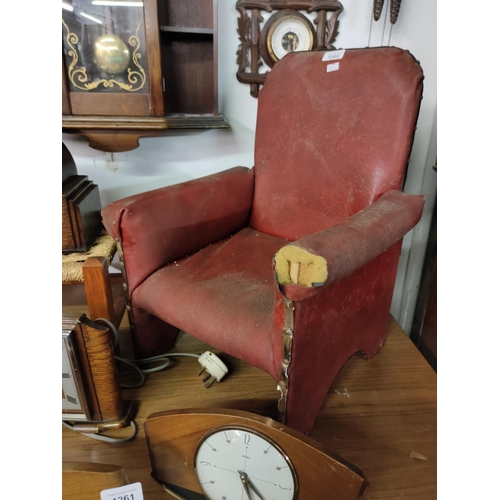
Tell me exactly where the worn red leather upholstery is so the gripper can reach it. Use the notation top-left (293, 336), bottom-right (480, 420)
top-left (102, 47), bottom-right (425, 434)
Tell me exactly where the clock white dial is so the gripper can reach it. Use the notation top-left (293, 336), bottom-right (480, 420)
top-left (195, 428), bottom-right (297, 500)
top-left (267, 15), bottom-right (314, 62)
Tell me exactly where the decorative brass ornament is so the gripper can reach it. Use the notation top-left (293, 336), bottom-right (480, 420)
top-left (94, 34), bottom-right (130, 75)
top-left (62, 19), bottom-right (146, 92)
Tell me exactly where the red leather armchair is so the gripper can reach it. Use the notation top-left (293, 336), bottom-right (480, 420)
top-left (102, 47), bottom-right (425, 434)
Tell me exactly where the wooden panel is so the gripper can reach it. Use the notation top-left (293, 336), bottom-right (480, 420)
top-left (161, 33), bottom-right (215, 114)
top-left (62, 58), bottom-right (71, 115)
top-left (62, 197), bottom-right (76, 250)
top-left (411, 199), bottom-right (437, 371)
top-left (62, 176), bottom-right (89, 250)
top-left (70, 93), bottom-right (151, 117)
top-left (63, 462), bottom-right (129, 500)
top-left (82, 256), bottom-right (116, 325)
top-left (159, 0), bottom-right (213, 29)
top-left (73, 184), bottom-right (103, 251)
top-left (62, 275), bottom-right (126, 331)
top-left (144, 0), bottom-right (165, 116)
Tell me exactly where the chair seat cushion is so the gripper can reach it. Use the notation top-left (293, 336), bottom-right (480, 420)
top-left (133, 227), bottom-right (288, 375)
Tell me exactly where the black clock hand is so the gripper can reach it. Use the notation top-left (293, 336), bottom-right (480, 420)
top-left (238, 471), bottom-right (268, 500)
top-left (247, 479), bottom-right (267, 500)
top-left (237, 470), bottom-right (253, 500)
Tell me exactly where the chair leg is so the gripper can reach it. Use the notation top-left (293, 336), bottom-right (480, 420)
top-left (129, 306), bottom-right (180, 360)
top-left (282, 245), bottom-right (400, 434)
top-left (285, 356), bottom-right (348, 435)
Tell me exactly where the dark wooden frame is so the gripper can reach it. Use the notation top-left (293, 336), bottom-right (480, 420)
top-left (236, 0), bottom-right (344, 97)
top-left (62, 0), bottom-right (228, 153)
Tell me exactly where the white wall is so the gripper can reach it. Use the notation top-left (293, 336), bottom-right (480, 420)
top-left (63, 0), bottom-right (437, 334)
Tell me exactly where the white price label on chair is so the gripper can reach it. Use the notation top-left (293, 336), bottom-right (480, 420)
top-left (327, 62), bottom-right (340, 73)
top-left (101, 482), bottom-right (144, 500)
top-left (322, 49), bottom-right (345, 61)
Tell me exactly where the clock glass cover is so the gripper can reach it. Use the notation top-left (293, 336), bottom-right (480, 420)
top-left (62, 0), bottom-right (149, 94)
top-left (194, 427), bottom-right (298, 500)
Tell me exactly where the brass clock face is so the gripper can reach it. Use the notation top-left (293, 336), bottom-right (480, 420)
top-left (261, 11), bottom-right (315, 67)
top-left (194, 426), bottom-right (298, 500)
top-left (93, 34), bottom-right (131, 75)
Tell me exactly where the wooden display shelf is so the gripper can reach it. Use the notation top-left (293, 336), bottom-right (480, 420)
top-left (160, 26), bottom-right (214, 35)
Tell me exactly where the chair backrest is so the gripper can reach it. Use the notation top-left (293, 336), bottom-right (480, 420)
top-left (249, 47), bottom-right (424, 241)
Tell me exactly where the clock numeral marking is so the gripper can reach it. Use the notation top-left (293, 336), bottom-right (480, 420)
top-left (244, 433), bottom-right (251, 446)
top-left (62, 372), bottom-right (70, 378)
top-left (200, 461), bottom-right (212, 467)
top-left (201, 480), bottom-right (215, 485)
top-left (263, 445), bottom-right (271, 454)
top-left (222, 497), bottom-right (227, 500)
top-left (279, 485), bottom-right (292, 490)
top-left (242, 454), bottom-right (250, 459)
top-left (276, 465), bottom-right (289, 471)
top-left (206, 441), bottom-right (218, 452)
top-left (224, 432), bottom-right (231, 444)
top-left (67, 395), bottom-right (77, 405)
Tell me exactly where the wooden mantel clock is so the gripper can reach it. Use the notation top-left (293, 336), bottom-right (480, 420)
top-left (62, 313), bottom-right (137, 435)
top-left (236, 0), bottom-right (344, 97)
top-left (62, 0), bottom-right (228, 153)
top-left (144, 408), bottom-right (367, 500)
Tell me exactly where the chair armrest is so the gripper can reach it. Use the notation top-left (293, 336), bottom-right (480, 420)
top-left (273, 190), bottom-right (425, 301)
top-left (102, 166), bottom-right (254, 293)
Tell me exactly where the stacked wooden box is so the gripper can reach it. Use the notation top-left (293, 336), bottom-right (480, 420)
top-left (62, 143), bottom-right (102, 252)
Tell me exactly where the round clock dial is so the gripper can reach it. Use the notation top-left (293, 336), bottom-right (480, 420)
top-left (261, 11), bottom-right (315, 67)
top-left (194, 427), bottom-right (298, 500)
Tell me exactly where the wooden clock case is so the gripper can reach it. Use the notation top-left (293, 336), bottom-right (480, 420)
top-left (62, 313), bottom-right (137, 434)
top-left (62, 0), bottom-right (227, 153)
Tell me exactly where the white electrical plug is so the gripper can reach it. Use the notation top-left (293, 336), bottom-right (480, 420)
top-left (197, 351), bottom-right (229, 388)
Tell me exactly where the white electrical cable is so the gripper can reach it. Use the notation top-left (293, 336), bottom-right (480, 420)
top-left (63, 318), bottom-right (202, 443)
top-left (94, 318), bottom-right (201, 389)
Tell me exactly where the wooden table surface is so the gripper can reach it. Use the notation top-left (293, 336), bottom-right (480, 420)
top-left (62, 315), bottom-right (437, 499)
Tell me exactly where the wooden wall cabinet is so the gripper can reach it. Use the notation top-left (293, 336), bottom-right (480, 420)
top-left (62, 0), bottom-right (227, 153)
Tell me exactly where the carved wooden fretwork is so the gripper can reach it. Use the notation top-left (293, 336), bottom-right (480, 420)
top-left (236, 0), bottom-right (344, 97)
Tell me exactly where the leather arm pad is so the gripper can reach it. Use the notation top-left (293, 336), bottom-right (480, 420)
top-left (101, 166), bottom-right (255, 293)
top-left (273, 190), bottom-right (425, 301)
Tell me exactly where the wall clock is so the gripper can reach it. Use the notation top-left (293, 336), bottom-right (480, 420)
top-left (145, 408), bottom-right (367, 500)
top-left (236, 0), bottom-right (344, 97)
